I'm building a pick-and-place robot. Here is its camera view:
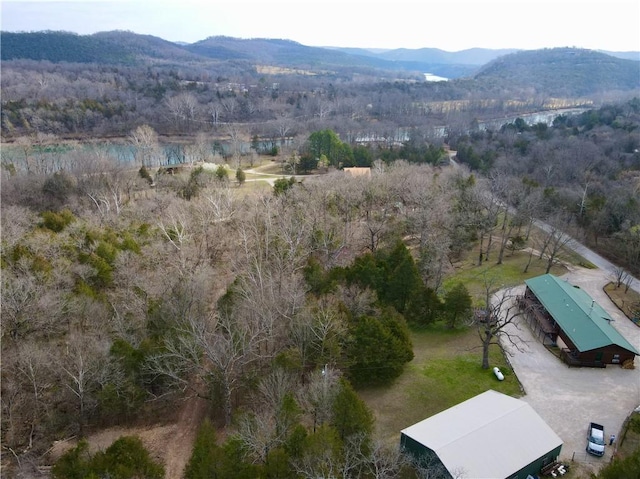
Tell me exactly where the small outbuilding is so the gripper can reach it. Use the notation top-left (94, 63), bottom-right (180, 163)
top-left (400, 390), bottom-right (563, 479)
top-left (520, 274), bottom-right (638, 367)
top-left (343, 167), bottom-right (371, 178)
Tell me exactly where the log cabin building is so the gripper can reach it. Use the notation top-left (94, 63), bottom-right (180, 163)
top-left (518, 274), bottom-right (638, 368)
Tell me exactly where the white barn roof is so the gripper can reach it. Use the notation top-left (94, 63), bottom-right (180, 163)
top-left (401, 390), bottom-right (562, 479)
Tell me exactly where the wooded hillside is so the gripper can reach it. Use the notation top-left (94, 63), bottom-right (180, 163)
top-left (1, 30), bottom-right (640, 477)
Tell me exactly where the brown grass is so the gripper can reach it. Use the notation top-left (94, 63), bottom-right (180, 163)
top-left (617, 412), bottom-right (640, 460)
top-left (604, 282), bottom-right (640, 325)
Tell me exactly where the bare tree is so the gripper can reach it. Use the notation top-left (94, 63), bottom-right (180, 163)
top-left (226, 123), bottom-right (243, 169)
top-left (129, 124), bottom-right (161, 167)
top-left (14, 136), bottom-right (35, 174)
top-left (293, 175), bottom-right (349, 267)
top-left (307, 298), bottom-right (348, 364)
top-left (56, 336), bottom-right (110, 436)
top-left (615, 226), bottom-right (640, 279)
top-left (610, 265), bottom-right (631, 289)
top-left (166, 92), bottom-right (199, 132)
top-left (1, 370), bottom-right (28, 453)
top-left (537, 213), bottom-right (575, 274)
top-left (291, 438), bottom-right (343, 479)
top-left (366, 439), bottom-right (412, 479)
top-left (235, 368), bottom-right (299, 464)
top-left (274, 117), bottom-right (293, 145)
top-left (475, 276), bottom-right (527, 369)
top-left (231, 195), bottom-right (310, 355)
top-left (1, 344), bottom-right (52, 453)
top-left (1, 267), bottom-right (65, 341)
top-left (236, 408), bottom-right (283, 464)
top-left (203, 101), bottom-right (221, 129)
top-left (298, 367), bottom-right (340, 433)
top-left (220, 96), bottom-right (237, 117)
top-left (183, 132), bottom-right (212, 165)
top-left (80, 163), bottom-right (135, 218)
top-left (158, 214), bottom-right (190, 252)
top-left (147, 308), bottom-right (264, 426)
top-left (412, 453), bottom-right (466, 479)
top-left (338, 433), bottom-right (369, 479)
top-left (315, 98), bottom-right (334, 120)
top-left (356, 176), bottom-right (393, 253)
top-left (395, 164), bottom-right (455, 289)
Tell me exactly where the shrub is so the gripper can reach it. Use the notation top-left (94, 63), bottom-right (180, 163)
top-left (52, 436), bottom-right (163, 479)
top-left (40, 209), bottom-right (75, 232)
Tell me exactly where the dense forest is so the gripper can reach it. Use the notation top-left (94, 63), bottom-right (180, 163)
top-left (1, 30), bottom-right (640, 477)
top-left (2, 32), bottom-right (639, 144)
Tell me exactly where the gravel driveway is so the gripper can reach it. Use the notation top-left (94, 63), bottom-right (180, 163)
top-left (500, 266), bottom-right (640, 467)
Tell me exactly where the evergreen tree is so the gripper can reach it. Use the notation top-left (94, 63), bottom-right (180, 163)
top-left (51, 439), bottom-right (92, 479)
top-left (331, 378), bottom-right (374, 440)
top-left (346, 252), bottom-right (384, 292)
top-left (345, 309), bottom-right (413, 386)
top-left (91, 436), bottom-right (164, 479)
top-left (273, 176), bottom-right (296, 196)
top-left (53, 436), bottom-right (164, 479)
top-left (377, 241), bottom-right (424, 320)
top-left (235, 167), bottom-right (246, 185)
top-left (345, 241), bottom-right (441, 325)
top-left (215, 165), bottom-right (228, 181)
top-left (184, 419), bottom-right (221, 479)
top-left (443, 282), bottom-right (473, 329)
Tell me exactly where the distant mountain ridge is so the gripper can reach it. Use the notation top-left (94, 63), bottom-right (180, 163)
top-left (0, 30), bottom-right (205, 64)
top-left (1, 31), bottom-right (638, 90)
top-left (474, 47), bottom-right (640, 96)
top-left (325, 46), bottom-right (520, 65)
top-left (183, 36), bottom-right (393, 69)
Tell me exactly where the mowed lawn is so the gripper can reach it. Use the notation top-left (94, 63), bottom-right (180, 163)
top-left (359, 324), bottom-right (522, 444)
top-left (360, 239), bottom-right (577, 444)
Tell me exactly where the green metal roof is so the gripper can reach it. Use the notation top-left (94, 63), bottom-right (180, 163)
top-left (524, 274), bottom-right (638, 355)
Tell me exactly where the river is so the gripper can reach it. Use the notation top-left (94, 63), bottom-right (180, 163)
top-left (0, 107), bottom-right (590, 171)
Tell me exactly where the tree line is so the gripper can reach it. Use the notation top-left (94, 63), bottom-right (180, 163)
top-left (1, 139), bottom-right (486, 476)
top-left (2, 53), bottom-right (616, 145)
top-left (448, 99), bottom-right (640, 276)
top-left (2, 54), bottom-right (639, 475)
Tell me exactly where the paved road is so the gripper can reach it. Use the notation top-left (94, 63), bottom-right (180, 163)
top-left (533, 218), bottom-right (640, 293)
top-left (500, 265), bottom-right (640, 470)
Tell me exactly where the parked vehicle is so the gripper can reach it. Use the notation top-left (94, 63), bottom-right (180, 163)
top-left (586, 422), bottom-right (605, 456)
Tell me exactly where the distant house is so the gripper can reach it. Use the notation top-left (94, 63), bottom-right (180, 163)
top-left (343, 167), bottom-right (371, 178)
top-left (519, 274), bottom-right (638, 367)
top-left (400, 390), bottom-right (562, 479)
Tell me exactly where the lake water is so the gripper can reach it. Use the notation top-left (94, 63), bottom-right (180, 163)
top-left (0, 108), bottom-right (588, 172)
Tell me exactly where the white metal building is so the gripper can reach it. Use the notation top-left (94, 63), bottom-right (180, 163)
top-left (400, 390), bottom-right (563, 479)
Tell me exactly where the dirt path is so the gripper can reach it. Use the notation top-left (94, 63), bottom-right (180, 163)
top-left (47, 393), bottom-right (209, 479)
top-left (162, 393), bottom-right (209, 479)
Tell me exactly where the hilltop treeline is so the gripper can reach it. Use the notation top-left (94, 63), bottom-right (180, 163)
top-left (2, 35), bottom-right (638, 143)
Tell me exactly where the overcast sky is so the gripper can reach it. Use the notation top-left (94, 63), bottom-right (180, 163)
top-left (2, 0), bottom-right (639, 52)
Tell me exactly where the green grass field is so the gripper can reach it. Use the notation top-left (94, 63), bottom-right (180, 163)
top-left (360, 234), bottom-right (585, 444)
top-left (443, 242), bottom-right (569, 304)
top-left (360, 323), bottom-right (522, 444)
